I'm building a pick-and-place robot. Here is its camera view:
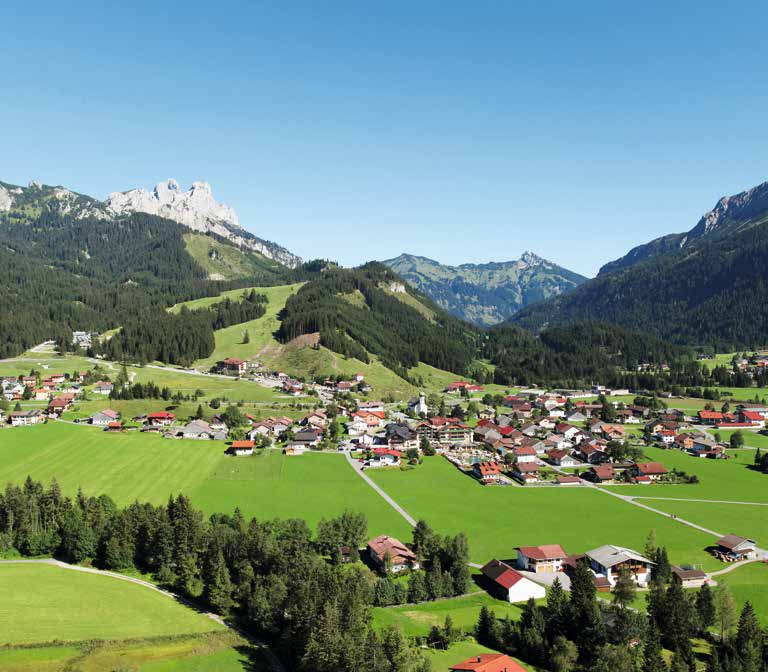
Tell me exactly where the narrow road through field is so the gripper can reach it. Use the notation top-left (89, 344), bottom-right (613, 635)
top-left (631, 496), bottom-right (768, 506)
top-left (0, 558), bottom-right (285, 671)
top-left (344, 451), bottom-right (418, 527)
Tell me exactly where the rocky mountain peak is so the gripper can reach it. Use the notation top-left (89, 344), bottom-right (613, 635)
top-left (105, 179), bottom-right (301, 268)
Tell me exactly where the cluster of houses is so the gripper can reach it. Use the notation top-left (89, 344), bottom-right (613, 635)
top-left (697, 404), bottom-right (768, 429)
top-left (1, 372), bottom-right (94, 426)
top-left (480, 541), bottom-right (714, 601)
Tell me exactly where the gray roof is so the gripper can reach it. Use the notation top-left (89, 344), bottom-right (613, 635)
top-left (586, 545), bottom-right (653, 569)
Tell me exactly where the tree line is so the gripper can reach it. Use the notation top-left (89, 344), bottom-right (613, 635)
top-left (0, 477), bottom-right (473, 671)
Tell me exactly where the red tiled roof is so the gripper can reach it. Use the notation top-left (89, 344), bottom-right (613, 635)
top-left (481, 559), bottom-right (525, 590)
top-left (450, 653), bottom-right (527, 672)
top-left (232, 440), bottom-right (255, 449)
top-left (557, 475), bottom-right (581, 484)
top-left (518, 544), bottom-right (567, 561)
top-left (699, 411), bottom-right (724, 419)
top-left (635, 462), bottom-right (668, 476)
top-left (147, 411), bottom-right (175, 420)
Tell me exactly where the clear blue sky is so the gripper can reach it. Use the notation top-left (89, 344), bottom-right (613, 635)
top-left (2, 1), bottom-right (767, 277)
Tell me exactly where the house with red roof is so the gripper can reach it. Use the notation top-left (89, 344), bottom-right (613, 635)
top-left (230, 440), bottom-right (255, 456)
top-left (658, 429), bottom-right (676, 445)
top-left (367, 535), bottom-right (419, 572)
top-left (450, 653), bottom-right (527, 672)
top-left (740, 411), bottom-right (766, 428)
top-left (516, 545), bottom-right (568, 574)
top-left (369, 448), bottom-right (402, 467)
top-left (513, 446), bottom-right (537, 464)
top-left (546, 449), bottom-right (577, 468)
top-left (698, 410), bottom-right (724, 425)
top-left (631, 462), bottom-right (668, 481)
top-left (586, 464), bottom-right (616, 484)
top-left (146, 411), bottom-right (176, 427)
top-left (473, 461), bottom-right (502, 484)
top-left (480, 559), bottom-right (546, 603)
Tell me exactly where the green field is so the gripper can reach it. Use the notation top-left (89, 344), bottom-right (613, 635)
top-left (718, 561), bottom-right (768, 626)
top-left (0, 564), bottom-right (221, 644)
top-left (368, 457), bottom-right (722, 570)
top-left (643, 500), bottom-right (768, 551)
top-left (372, 592), bottom-right (529, 638)
top-left (0, 423), bottom-right (409, 537)
top-left (603, 446), bottom-right (768, 502)
top-left (0, 564), bottom-right (274, 671)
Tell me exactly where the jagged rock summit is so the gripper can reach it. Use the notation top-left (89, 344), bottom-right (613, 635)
top-left (106, 179), bottom-right (301, 267)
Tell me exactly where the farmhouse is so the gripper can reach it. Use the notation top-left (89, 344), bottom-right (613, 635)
top-left (218, 357), bottom-right (247, 375)
top-left (586, 465), bottom-right (616, 484)
top-left (715, 535), bottom-right (757, 562)
top-left (47, 397), bottom-right (70, 416)
top-left (480, 559), bottom-right (547, 603)
top-left (631, 462), bottom-right (668, 481)
top-left (672, 566), bottom-right (709, 588)
top-left (698, 410), bottom-right (724, 425)
top-left (91, 409), bottom-right (120, 426)
top-left (556, 475), bottom-right (581, 486)
top-left (179, 420), bottom-right (227, 440)
top-left (9, 410), bottom-right (44, 426)
top-left (585, 545), bottom-right (654, 587)
top-left (230, 440), bottom-right (255, 456)
top-left (367, 535), bottom-right (419, 572)
top-left (516, 545), bottom-right (568, 573)
top-left (146, 411), bottom-right (176, 427)
top-left (473, 461), bottom-right (502, 484)
top-left (547, 449), bottom-right (577, 467)
top-left (93, 381), bottom-right (113, 395)
top-left (369, 448), bottom-right (402, 467)
top-left (450, 653), bottom-right (527, 672)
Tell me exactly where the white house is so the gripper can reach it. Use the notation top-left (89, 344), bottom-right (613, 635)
top-left (516, 545), bottom-right (568, 574)
top-left (481, 559), bottom-right (547, 603)
top-left (585, 545), bottom-right (654, 587)
top-left (91, 409), bottom-right (120, 426)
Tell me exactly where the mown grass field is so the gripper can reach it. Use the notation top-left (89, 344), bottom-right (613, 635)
top-left (372, 592), bottom-right (529, 637)
top-left (0, 564), bottom-right (222, 644)
top-left (0, 563), bottom-right (270, 671)
top-left (369, 457), bottom-right (722, 570)
top-left (643, 500), bottom-right (768, 551)
top-left (0, 423), bottom-right (409, 537)
top-left (603, 446), bottom-right (768, 502)
top-left (719, 561), bottom-right (768, 626)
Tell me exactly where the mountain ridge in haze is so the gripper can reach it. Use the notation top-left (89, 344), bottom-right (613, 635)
top-left (383, 251), bottom-right (587, 326)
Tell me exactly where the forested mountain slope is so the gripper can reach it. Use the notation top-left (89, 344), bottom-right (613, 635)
top-left (383, 252), bottom-right (586, 325)
top-left (0, 179), bottom-right (291, 358)
top-left (512, 180), bottom-right (768, 349)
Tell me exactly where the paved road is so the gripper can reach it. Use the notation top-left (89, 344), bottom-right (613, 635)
top-left (631, 496), bottom-right (768, 506)
top-left (344, 451), bottom-right (418, 527)
top-left (0, 558), bottom-right (285, 671)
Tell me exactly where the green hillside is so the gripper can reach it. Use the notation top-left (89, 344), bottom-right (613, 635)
top-left (513, 180), bottom-right (768, 349)
top-left (184, 233), bottom-right (284, 280)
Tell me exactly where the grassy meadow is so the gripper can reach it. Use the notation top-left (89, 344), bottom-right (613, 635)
top-left (368, 456), bottom-right (722, 570)
top-left (0, 423), bottom-right (410, 537)
top-left (0, 564), bottom-right (221, 644)
top-left (0, 563), bottom-right (267, 670)
top-left (602, 446), bottom-right (768, 502)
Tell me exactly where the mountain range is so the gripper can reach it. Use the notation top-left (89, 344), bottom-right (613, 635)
top-left (0, 178), bottom-right (301, 268)
top-left (383, 252), bottom-right (587, 326)
top-left (512, 178), bottom-right (768, 348)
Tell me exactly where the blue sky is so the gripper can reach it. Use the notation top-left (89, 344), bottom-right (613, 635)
top-left (1, 1), bottom-right (767, 277)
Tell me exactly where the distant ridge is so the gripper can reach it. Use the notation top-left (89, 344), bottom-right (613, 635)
top-left (382, 252), bottom-right (587, 326)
